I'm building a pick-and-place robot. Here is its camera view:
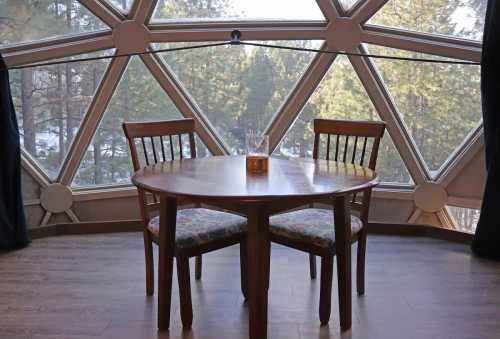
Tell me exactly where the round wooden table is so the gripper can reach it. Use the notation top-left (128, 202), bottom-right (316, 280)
top-left (132, 155), bottom-right (378, 338)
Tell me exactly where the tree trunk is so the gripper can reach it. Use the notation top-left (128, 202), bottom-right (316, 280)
top-left (21, 69), bottom-right (36, 156)
top-left (65, 63), bottom-right (73, 148)
top-left (93, 137), bottom-right (103, 184)
top-left (65, 0), bottom-right (74, 148)
top-left (56, 65), bottom-right (65, 164)
top-left (92, 66), bottom-right (102, 184)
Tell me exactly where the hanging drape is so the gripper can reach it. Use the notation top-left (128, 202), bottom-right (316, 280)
top-left (472, 0), bottom-right (500, 259)
top-left (0, 54), bottom-right (29, 251)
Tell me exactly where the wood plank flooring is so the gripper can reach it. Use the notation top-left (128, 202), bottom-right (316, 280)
top-left (1, 233), bottom-right (499, 339)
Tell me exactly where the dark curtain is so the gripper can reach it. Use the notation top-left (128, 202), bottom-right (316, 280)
top-left (472, 0), bottom-right (500, 259)
top-left (0, 54), bottom-right (29, 251)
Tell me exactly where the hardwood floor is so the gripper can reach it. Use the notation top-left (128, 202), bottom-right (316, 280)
top-left (1, 233), bottom-right (499, 339)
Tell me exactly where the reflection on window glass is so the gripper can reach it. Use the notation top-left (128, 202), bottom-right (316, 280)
top-left (368, 0), bottom-right (487, 41)
top-left (73, 57), bottom-right (201, 187)
top-left (368, 45), bottom-right (482, 175)
top-left (448, 206), bottom-right (480, 233)
top-left (108, 0), bottom-right (134, 11)
top-left (160, 41), bottom-right (321, 154)
top-left (9, 51), bottom-right (113, 179)
top-left (153, 0), bottom-right (325, 21)
top-left (338, 0), bottom-right (361, 11)
top-left (0, 0), bottom-right (106, 46)
top-left (274, 56), bottom-right (412, 184)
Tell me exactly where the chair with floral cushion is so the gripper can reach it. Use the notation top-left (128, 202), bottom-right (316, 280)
top-left (269, 118), bottom-right (386, 325)
top-left (123, 118), bottom-right (248, 328)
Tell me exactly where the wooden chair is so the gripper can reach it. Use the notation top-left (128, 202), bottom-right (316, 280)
top-left (123, 118), bottom-right (248, 328)
top-left (269, 118), bottom-right (386, 325)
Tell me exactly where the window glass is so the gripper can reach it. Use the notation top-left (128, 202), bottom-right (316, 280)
top-left (447, 206), bottom-right (480, 233)
top-left (107, 0), bottom-right (134, 12)
top-left (153, 0), bottom-right (325, 22)
top-left (160, 41), bottom-right (321, 154)
top-left (368, 45), bottom-right (482, 175)
top-left (10, 50), bottom-right (113, 179)
top-left (368, 0), bottom-right (487, 41)
top-left (0, 0), bottom-right (107, 46)
top-left (73, 56), bottom-right (194, 187)
top-left (338, 0), bottom-right (361, 11)
top-left (274, 55), bottom-right (413, 184)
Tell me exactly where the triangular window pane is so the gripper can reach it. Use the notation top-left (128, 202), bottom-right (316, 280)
top-left (159, 41), bottom-right (321, 154)
top-left (73, 57), bottom-right (188, 187)
top-left (447, 206), bottom-right (480, 234)
top-left (0, 1), bottom-right (107, 46)
top-left (377, 136), bottom-right (413, 185)
top-left (153, 0), bottom-right (325, 22)
top-left (10, 50), bottom-right (114, 179)
top-left (274, 55), bottom-right (413, 184)
top-left (368, 45), bottom-right (482, 176)
top-left (107, 0), bottom-right (134, 12)
top-left (368, 0), bottom-right (487, 41)
top-left (338, 0), bottom-right (362, 12)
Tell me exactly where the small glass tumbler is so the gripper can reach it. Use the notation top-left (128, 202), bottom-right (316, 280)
top-left (246, 133), bottom-right (269, 174)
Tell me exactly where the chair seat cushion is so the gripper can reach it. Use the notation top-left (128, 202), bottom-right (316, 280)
top-left (148, 208), bottom-right (246, 249)
top-left (270, 208), bottom-right (363, 249)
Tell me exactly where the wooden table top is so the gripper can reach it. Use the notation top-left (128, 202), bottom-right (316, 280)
top-left (132, 156), bottom-right (378, 202)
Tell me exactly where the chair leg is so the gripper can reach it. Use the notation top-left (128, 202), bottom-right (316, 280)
top-left (240, 240), bottom-right (249, 300)
top-left (319, 255), bottom-right (334, 326)
top-left (357, 228), bottom-right (368, 295)
top-left (176, 256), bottom-right (193, 328)
top-left (195, 255), bottom-right (202, 280)
top-left (143, 230), bottom-right (154, 296)
top-left (309, 253), bottom-right (317, 279)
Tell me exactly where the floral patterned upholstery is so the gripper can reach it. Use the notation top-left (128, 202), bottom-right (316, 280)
top-left (270, 208), bottom-right (363, 249)
top-left (148, 208), bottom-right (246, 249)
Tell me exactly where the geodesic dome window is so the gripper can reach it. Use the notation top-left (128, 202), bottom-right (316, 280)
top-left (0, 0), bottom-right (486, 233)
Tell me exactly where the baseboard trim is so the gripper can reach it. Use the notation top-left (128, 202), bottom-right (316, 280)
top-left (368, 222), bottom-right (473, 245)
top-left (28, 220), bottom-right (473, 245)
top-left (29, 220), bottom-right (143, 239)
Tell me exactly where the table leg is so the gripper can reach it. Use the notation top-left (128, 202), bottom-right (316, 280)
top-left (333, 195), bottom-right (352, 330)
top-left (158, 196), bottom-right (177, 331)
top-left (246, 203), bottom-right (270, 339)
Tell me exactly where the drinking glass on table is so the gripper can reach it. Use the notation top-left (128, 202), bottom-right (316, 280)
top-left (246, 133), bottom-right (269, 174)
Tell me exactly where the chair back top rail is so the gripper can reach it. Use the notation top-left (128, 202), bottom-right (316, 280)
top-left (313, 119), bottom-right (386, 138)
top-left (123, 118), bottom-right (196, 139)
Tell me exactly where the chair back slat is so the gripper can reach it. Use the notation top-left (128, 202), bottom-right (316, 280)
top-left (360, 137), bottom-right (368, 166)
top-left (343, 136), bottom-right (349, 162)
top-left (123, 118), bottom-right (198, 224)
top-left (326, 134), bottom-right (331, 161)
top-left (178, 134), bottom-right (183, 159)
top-left (313, 119), bottom-right (386, 224)
top-left (189, 133), bottom-right (197, 158)
top-left (368, 136), bottom-right (383, 171)
top-left (351, 136), bottom-right (358, 164)
top-left (150, 137), bottom-right (158, 163)
top-left (169, 135), bottom-right (175, 160)
top-left (335, 134), bottom-right (340, 161)
top-left (312, 133), bottom-right (320, 159)
top-left (141, 138), bottom-right (149, 166)
top-left (160, 135), bottom-right (166, 162)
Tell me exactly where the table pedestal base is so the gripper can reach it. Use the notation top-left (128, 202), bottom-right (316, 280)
top-left (247, 204), bottom-right (270, 339)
